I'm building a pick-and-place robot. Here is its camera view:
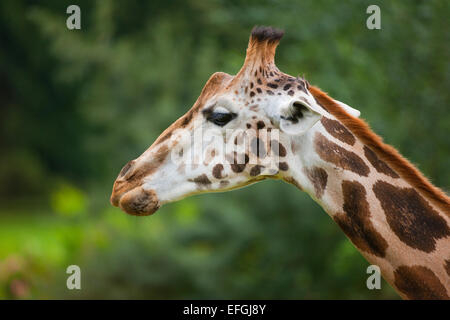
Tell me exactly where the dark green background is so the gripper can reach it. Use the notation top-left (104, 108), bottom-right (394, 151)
top-left (0, 0), bottom-right (448, 299)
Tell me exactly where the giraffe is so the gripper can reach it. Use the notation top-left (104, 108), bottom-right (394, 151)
top-left (110, 26), bottom-right (450, 299)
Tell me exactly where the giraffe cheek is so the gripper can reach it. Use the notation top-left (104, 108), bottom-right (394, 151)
top-left (118, 187), bottom-right (160, 216)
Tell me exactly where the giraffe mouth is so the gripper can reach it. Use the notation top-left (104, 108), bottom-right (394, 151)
top-left (111, 185), bottom-right (160, 216)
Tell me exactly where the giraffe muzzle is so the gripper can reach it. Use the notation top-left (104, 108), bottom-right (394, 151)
top-left (111, 184), bottom-right (160, 216)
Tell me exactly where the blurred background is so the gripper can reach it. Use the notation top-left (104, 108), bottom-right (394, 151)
top-left (0, 0), bottom-right (448, 299)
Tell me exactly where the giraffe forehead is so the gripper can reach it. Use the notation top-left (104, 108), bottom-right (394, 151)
top-left (235, 70), bottom-right (309, 101)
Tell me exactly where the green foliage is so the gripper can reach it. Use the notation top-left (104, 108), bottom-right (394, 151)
top-left (50, 183), bottom-right (87, 217)
top-left (0, 0), bottom-right (448, 299)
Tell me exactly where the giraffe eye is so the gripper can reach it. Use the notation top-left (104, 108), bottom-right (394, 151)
top-left (203, 105), bottom-right (237, 126)
top-left (208, 112), bottom-right (236, 126)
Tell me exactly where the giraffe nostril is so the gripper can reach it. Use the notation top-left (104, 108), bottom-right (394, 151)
top-left (119, 160), bottom-right (134, 178)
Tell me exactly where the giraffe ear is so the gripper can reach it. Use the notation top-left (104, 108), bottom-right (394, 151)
top-left (279, 100), bottom-right (323, 135)
top-left (334, 99), bottom-right (361, 118)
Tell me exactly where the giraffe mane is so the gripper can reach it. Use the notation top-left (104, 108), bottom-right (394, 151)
top-left (309, 85), bottom-right (450, 215)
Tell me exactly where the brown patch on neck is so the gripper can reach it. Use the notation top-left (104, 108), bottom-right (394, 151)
top-left (304, 167), bottom-right (328, 199)
top-left (314, 132), bottom-right (370, 177)
top-left (373, 180), bottom-right (450, 253)
top-left (394, 265), bottom-right (449, 300)
top-left (334, 180), bottom-right (388, 258)
top-left (364, 146), bottom-right (399, 178)
top-left (320, 116), bottom-right (356, 146)
top-left (309, 86), bottom-right (450, 215)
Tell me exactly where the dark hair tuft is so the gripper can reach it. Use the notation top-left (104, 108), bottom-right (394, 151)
top-left (251, 26), bottom-right (284, 43)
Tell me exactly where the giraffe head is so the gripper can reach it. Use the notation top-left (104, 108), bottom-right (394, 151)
top-left (110, 26), bottom-right (359, 216)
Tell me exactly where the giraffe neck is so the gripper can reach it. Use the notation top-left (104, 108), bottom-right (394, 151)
top-left (287, 119), bottom-right (450, 299)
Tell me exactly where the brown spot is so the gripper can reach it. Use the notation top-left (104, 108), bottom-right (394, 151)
top-left (373, 181), bottom-right (450, 252)
top-left (212, 164), bottom-right (224, 179)
top-left (297, 84), bottom-right (307, 93)
top-left (394, 265), bottom-right (449, 300)
top-left (246, 123), bottom-right (252, 129)
top-left (287, 90), bottom-right (294, 96)
top-left (257, 78), bottom-right (262, 85)
top-left (266, 90), bottom-right (274, 95)
top-left (250, 138), bottom-right (266, 158)
top-left (278, 162), bottom-right (289, 171)
top-left (250, 82), bottom-right (254, 89)
top-left (304, 167), bottom-right (328, 198)
top-left (283, 84), bottom-right (291, 91)
top-left (334, 180), bottom-right (388, 257)
top-left (364, 146), bottom-right (399, 178)
top-left (321, 117), bottom-right (356, 146)
top-left (267, 83), bottom-right (278, 89)
top-left (250, 91), bottom-right (255, 97)
top-left (250, 165), bottom-right (264, 177)
top-left (226, 152), bottom-right (249, 173)
top-left (256, 121), bottom-right (265, 129)
top-left (314, 133), bottom-right (370, 176)
top-left (256, 88), bottom-right (262, 93)
top-left (190, 174), bottom-right (211, 186)
top-left (270, 140), bottom-right (286, 157)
